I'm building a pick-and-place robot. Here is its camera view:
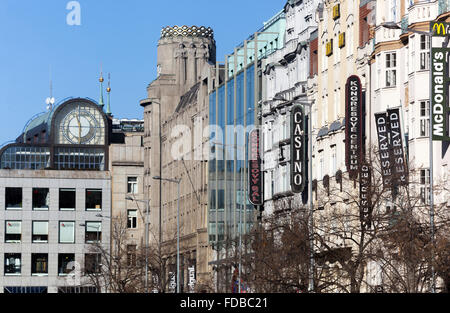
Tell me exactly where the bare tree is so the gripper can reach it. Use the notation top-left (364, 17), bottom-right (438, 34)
top-left (84, 213), bottom-right (145, 293)
top-left (231, 145), bottom-right (449, 293)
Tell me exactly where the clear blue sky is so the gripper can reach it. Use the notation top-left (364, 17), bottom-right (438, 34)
top-left (0, 0), bottom-right (286, 145)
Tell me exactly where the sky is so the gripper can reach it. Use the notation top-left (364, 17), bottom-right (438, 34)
top-left (0, 0), bottom-right (286, 145)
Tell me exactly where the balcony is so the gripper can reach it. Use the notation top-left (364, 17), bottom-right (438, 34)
top-left (407, 0), bottom-right (440, 25)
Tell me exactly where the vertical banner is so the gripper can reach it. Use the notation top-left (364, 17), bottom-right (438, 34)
top-left (291, 105), bottom-right (306, 193)
top-left (375, 112), bottom-right (392, 187)
top-left (188, 265), bottom-right (196, 293)
top-left (431, 48), bottom-right (450, 141)
top-left (387, 108), bottom-right (408, 185)
top-left (359, 163), bottom-right (372, 230)
top-left (345, 75), bottom-right (363, 179)
top-left (248, 129), bottom-right (263, 206)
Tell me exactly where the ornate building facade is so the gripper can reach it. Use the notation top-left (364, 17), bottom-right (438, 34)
top-left (141, 25), bottom-right (215, 292)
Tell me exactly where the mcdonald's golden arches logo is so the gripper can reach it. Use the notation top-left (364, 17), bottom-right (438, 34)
top-left (430, 22), bottom-right (450, 36)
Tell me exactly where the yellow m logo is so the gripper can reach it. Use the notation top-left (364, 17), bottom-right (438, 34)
top-left (433, 23), bottom-right (446, 35)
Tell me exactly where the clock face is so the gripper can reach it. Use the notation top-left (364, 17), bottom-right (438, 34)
top-left (58, 104), bottom-right (104, 145)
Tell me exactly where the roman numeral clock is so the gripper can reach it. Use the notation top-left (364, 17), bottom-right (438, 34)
top-left (57, 102), bottom-right (105, 146)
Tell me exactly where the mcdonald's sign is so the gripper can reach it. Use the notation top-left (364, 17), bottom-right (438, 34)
top-left (430, 22), bottom-right (450, 37)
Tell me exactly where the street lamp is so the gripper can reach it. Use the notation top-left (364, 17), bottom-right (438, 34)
top-left (273, 95), bottom-right (315, 293)
top-left (380, 20), bottom-right (445, 294)
top-left (126, 195), bottom-right (150, 293)
top-left (153, 176), bottom-right (182, 293)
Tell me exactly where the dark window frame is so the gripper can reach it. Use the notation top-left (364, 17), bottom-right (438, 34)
top-left (32, 188), bottom-right (49, 211)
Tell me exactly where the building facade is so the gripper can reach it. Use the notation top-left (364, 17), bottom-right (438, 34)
top-left (261, 0), bottom-right (320, 216)
top-left (0, 97), bottom-right (112, 293)
top-left (110, 118), bottom-right (145, 272)
top-left (207, 11), bottom-right (286, 292)
top-left (141, 25), bottom-right (215, 292)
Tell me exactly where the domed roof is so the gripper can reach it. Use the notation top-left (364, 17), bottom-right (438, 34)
top-left (19, 97), bottom-right (100, 143)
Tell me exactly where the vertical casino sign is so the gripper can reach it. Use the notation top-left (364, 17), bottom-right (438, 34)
top-left (291, 105), bottom-right (306, 193)
top-left (248, 129), bottom-right (263, 206)
top-left (345, 75), bottom-right (363, 179)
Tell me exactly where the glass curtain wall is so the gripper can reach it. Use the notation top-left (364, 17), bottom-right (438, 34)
top-left (208, 64), bottom-right (256, 247)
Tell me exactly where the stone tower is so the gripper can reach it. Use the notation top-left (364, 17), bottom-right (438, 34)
top-left (140, 26), bottom-right (216, 291)
top-left (147, 25), bottom-right (216, 115)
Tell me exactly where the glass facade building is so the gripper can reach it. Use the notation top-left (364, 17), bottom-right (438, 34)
top-left (208, 11), bottom-right (286, 248)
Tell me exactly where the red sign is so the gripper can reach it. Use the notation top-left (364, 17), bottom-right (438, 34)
top-left (248, 129), bottom-right (263, 206)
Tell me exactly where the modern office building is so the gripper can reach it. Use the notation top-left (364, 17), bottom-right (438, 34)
top-left (0, 96), bottom-right (112, 293)
top-left (207, 11), bottom-right (286, 292)
top-left (0, 76), bottom-right (147, 293)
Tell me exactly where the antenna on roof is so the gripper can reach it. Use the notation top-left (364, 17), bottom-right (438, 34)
top-left (45, 65), bottom-right (55, 111)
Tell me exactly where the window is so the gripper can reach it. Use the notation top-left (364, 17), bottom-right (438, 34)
top-left (127, 177), bottom-right (138, 194)
top-left (390, 0), bottom-right (397, 22)
top-left (5, 188), bottom-right (22, 210)
top-left (4, 253), bottom-right (21, 275)
top-left (420, 169), bottom-right (431, 205)
top-left (58, 287), bottom-right (98, 294)
top-left (54, 147), bottom-right (105, 171)
top-left (31, 254), bottom-right (48, 275)
top-left (347, 25), bottom-right (353, 57)
top-left (4, 287), bottom-right (47, 294)
top-left (85, 222), bottom-right (102, 243)
top-left (1, 146), bottom-right (50, 170)
top-left (127, 245), bottom-right (137, 266)
top-left (58, 254), bottom-right (75, 276)
top-left (5, 221), bottom-right (21, 243)
top-left (85, 254), bottom-right (101, 274)
top-left (127, 210), bottom-right (137, 229)
top-left (334, 90), bottom-right (339, 119)
top-left (318, 150), bottom-right (324, 179)
top-left (420, 35), bottom-right (430, 70)
top-left (326, 39), bottom-right (333, 56)
top-left (59, 221), bottom-right (75, 244)
top-left (386, 52), bottom-right (397, 87)
top-left (330, 145), bottom-right (337, 174)
top-left (419, 101), bottom-right (430, 137)
top-left (86, 189), bottom-right (102, 211)
top-left (32, 188), bottom-right (49, 211)
top-left (32, 221), bottom-right (49, 243)
top-left (59, 188), bottom-right (76, 211)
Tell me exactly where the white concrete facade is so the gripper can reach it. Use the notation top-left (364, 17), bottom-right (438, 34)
top-left (0, 170), bottom-right (111, 293)
top-left (262, 0), bottom-right (320, 215)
